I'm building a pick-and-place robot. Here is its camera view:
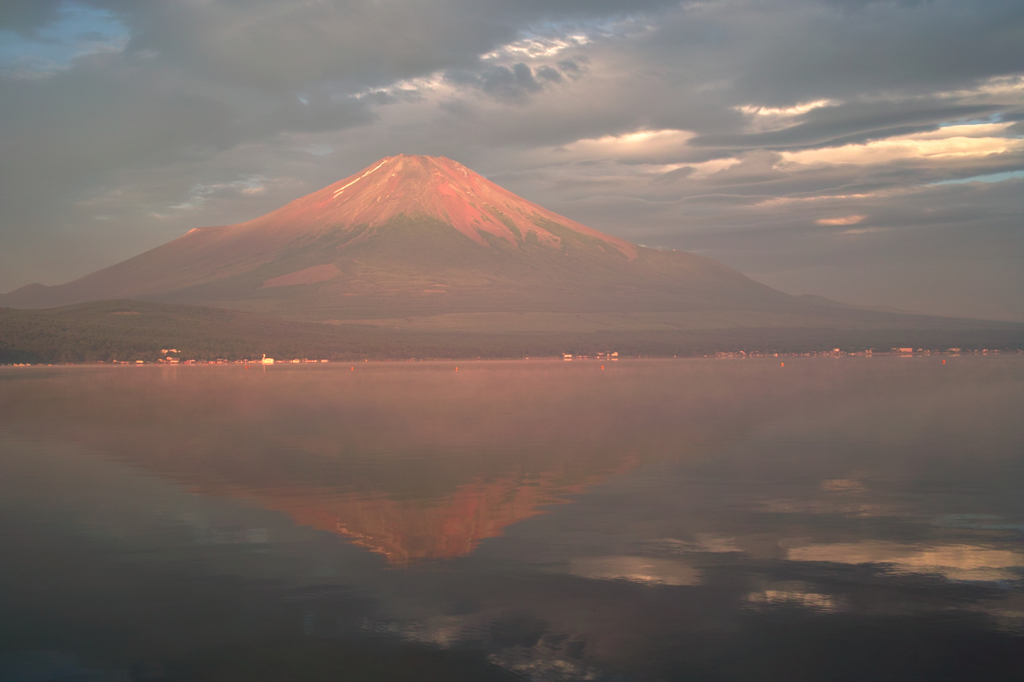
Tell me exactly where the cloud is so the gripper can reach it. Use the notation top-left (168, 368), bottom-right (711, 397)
top-left (482, 33), bottom-right (591, 61)
top-left (0, 0), bottom-right (66, 34)
top-left (449, 62), bottom-right (549, 103)
top-left (169, 177), bottom-right (268, 210)
top-left (558, 128), bottom-right (698, 163)
top-left (734, 99), bottom-right (841, 132)
top-left (779, 121), bottom-right (1024, 166)
top-left (816, 215), bottom-right (866, 226)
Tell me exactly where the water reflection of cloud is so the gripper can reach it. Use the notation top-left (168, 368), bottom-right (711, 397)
top-left (643, 535), bottom-right (743, 555)
top-left (787, 542), bottom-right (1024, 583)
top-left (747, 585), bottom-right (839, 612)
top-left (758, 497), bottom-right (891, 517)
top-left (820, 478), bottom-right (866, 493)
top-left (567, 556), bottom-right (700, 586)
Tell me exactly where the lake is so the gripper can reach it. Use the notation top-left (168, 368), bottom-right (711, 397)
top-left (1, 358), bottom-right (1021, 681)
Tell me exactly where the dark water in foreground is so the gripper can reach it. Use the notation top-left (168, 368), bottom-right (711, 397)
top-left (0, 358), bottom-right (1021, 681)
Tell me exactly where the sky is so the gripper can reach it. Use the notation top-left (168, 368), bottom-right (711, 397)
top-left (0, 0), bottom-right (1021, 321)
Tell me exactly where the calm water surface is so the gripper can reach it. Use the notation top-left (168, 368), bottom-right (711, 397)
top-left (1, 358), bottom-right (1022, 681)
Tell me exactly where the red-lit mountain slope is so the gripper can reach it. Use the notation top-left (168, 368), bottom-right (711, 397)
top-left (2, 155), bottom-right (821, 322)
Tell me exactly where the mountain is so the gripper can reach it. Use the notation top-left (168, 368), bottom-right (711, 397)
top-left (194, 465), bottom-right (638, 565)
top-left (3, 154), bottom-right (1019, 340)
top-left (1, 154), bottom-right (814, 324)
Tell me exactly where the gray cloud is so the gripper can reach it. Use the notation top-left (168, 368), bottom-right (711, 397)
top-left (0, 0), bottom-right (65, 34)
top-left (449, 62), bottom-right (552, 103)
top-left (689, 104), bottom-right (1004, 151)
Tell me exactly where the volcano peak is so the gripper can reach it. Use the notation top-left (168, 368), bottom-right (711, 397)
top-left (253, 154), bottom-right (638, 257)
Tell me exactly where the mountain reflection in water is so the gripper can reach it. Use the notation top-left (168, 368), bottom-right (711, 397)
top-left (0, 361), bottom-right (722, 563)
top-left (0, 358), bottom-right (1022, 681)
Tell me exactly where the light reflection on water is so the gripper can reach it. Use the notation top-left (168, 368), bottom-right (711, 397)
top-left (0, 358), bottom-right (1021, 681)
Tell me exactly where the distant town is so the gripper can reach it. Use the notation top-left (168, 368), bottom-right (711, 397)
top-left (3, 347), bottom-right (1017, 367)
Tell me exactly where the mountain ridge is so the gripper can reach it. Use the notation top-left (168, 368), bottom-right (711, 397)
top-left (0, 154), bottom-right (1004, 333)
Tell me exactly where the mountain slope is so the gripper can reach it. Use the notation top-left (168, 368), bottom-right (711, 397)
top-left (0, 155), bottom-right (815, 322)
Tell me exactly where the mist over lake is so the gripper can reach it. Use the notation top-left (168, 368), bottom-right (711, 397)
top-left (1, 357), bottom-right (1021, 680)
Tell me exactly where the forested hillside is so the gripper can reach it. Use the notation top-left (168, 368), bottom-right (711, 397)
top-left (2, 301), bottom-right (1021, 364)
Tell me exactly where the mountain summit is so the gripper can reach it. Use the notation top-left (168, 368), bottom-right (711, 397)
top-left (281, 154), bottom-right (637, 258)
top-left (2, 155), bottom-right (818, 323)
